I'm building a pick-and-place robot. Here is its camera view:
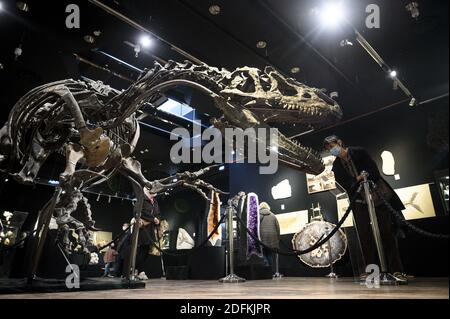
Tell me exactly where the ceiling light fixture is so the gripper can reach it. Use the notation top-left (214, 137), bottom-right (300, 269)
top-left (319, 1), bottom-right (346, 28)
top-left (290, 67), bottom-right (301, 74)
top-left (405, 2), bottom-right (420, 20)
top-left (140, 35), bottom-right (152, 48)
top-left (340, 39), bottom-right (353, 47)
top-left (16, 2), bottom-right (29, 12)
top-left (256, 41), bottom-right (267, 49)
top-left (389, 70), bottom-right (397, 78)
top-left (209, 4), bottom-right (221, 15)
top-left (84, 35), bottom-right (95, 44)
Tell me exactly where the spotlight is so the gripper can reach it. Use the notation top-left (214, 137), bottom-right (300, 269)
top-left (256, 41), bottom-right (267, 49)
top-left (17, 2), bottom-right (30, 12)
top-left (14, 46), bottom-right (23, 61)
top-left (83, 35), bottom-right (95, 44)
top-left (405, 2), bottom-right (419, 20)
top-left (172, 178), bottom-right (178, 183)
top-left (319, 2), bottom-right (346, 28)
top-left (409, 98), bottom-right (417, 107)
top-left (270, 146), bottom-right (279, 153)
top-left (389, 70), bottom-right (397, 78)
top-left (393, 80), bottom-right (398, 90)
top-left (290, 67), bottom-right (301, 74)
top-left (340, 39), bottom-right (353, 47)
top-left (139, 35), bottom-right (152, 48)
top-left (134, 45), bottom-right (141, 58)
top-left (209, 4), bottom-right (221, 15)
top-left (219, 165), bottom-right (225, 171)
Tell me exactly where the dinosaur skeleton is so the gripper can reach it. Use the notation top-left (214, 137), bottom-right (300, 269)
top-left (0, 60), bottom-right (342, 269)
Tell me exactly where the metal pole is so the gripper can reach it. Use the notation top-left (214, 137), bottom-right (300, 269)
top-left (28, 187), bottom-right (62, 282)
top-left (272, 253), bottom-right (284, 279)
top-left (361, 171), bottom-right (398, 285)
top-left (325, 225), bottom-right (338, 279)
top-left (219, 202), bottom-right (245, 283)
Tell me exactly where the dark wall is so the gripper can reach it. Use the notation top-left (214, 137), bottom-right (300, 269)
top-left (230, 99), bottom-right (449, 277)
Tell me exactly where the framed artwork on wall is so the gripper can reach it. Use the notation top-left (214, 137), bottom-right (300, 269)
top-left (306, 155), bottom-right (336, 194)
top-left (336, 198), bottom-right (355, 228)
top-left (434, 169), bottom-right (449, 214)
top-left (275, 210), bottom-right (309, 235)
top-left (395, 184), bottom-right (436, 221)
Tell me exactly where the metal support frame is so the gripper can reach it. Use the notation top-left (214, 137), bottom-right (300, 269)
top-left (27, 187), bottom-right (62, 282)
top-left (219, 202), bottom-right (245, 283)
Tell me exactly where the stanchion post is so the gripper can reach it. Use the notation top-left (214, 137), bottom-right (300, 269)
top-left (219, 200), bottom-right (245, 283)
top-left (272, 253), bottom-right (284, 279)
top-left (361, 171), bottom-right (398, 285)
top-left (325, 225), bottom-right (338, 279)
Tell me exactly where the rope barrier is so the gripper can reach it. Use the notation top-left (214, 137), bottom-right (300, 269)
top-left (97, 225), bottom-right (131, 251)
top-left (370, 182), bottom-right (449, 240)
top-left (234, 186), bottom-right (361, 257)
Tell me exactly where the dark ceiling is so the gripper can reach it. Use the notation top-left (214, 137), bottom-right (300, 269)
top-left (0, 0), bottom-right (448, 186)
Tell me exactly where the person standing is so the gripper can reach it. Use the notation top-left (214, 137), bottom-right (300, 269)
top-left (323, 135), bottom-right (406, 278)
top-left (134, 187), bottom-right (161, 280)
top-left (102, 243), bottom-right (118, 277)
top-left (259, 202), bottom-right (280, 270)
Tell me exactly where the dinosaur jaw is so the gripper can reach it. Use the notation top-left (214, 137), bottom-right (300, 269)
top-left (276, 133), bottom-right (325, 175)
top-left (244, 91), bottom-right (342, 127)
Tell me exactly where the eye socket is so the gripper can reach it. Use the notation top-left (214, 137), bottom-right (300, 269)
top-left (271, 73), bottom-right (297, 96)
top-left (277, 82), bottom-right (298, 96)
top-left (303, 93), bottom-right (312, 99)
top-left (237, 76), bottom-right (256, 93)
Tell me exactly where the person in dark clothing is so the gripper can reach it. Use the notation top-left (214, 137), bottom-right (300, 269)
top-left (323, 135), bottom-right (405, 276)
top-left (116, 223), bottom-right (131, 278)
top-left (259, 202), bottom-right (280, 270)
top-left (134, 187), bottom-right (161, 280)
top-left (116, 188), bottom-right (161, 280)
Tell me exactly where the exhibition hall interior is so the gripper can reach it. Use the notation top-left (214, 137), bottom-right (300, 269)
top-left (0, 0), bottom-right (448, 301)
